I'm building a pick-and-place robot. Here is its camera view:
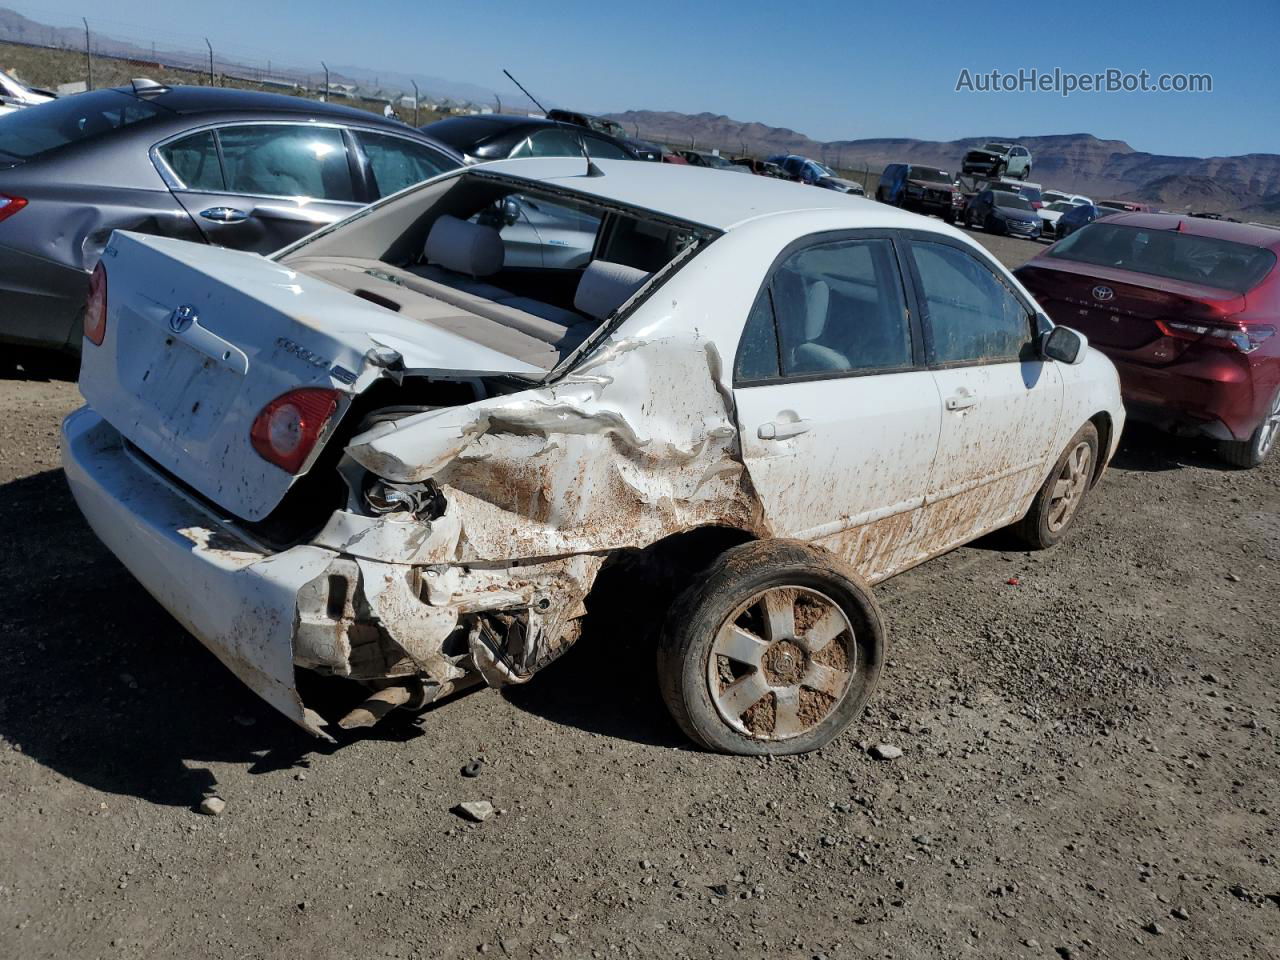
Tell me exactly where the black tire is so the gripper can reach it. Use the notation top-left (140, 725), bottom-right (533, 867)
top-left (1218, 388), bottom-right (1280, 468)
top-left (657, 540), bottom-right (885, 756)
top-left (1013, 422), bottom-right (1100, 549)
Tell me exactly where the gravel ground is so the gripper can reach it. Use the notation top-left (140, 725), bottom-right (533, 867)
top-left (1, 230), bottom-right (1277, 960)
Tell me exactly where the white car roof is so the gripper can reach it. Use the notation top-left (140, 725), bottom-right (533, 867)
top-left (469, 157), bottom-right (900, 232)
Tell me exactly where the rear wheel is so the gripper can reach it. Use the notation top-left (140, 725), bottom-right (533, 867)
top-left (657, 540), bottom-right (885, 756)
top-left (1013, 423), bottom-right (1099, 549)
top-left (1219, 389), bottom-right (1280, 468)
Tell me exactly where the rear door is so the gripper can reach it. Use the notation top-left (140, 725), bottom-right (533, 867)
top-left (903, 236), bottom-right (1063, 547)
top-left (732, 232), bottom-right (943, 583)
top-left (155, 122), bottom-right (364, 254)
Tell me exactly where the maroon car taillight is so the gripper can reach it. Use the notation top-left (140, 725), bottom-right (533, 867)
top-left (1157, 319), bottom-right (1276, 354)
top-left (0, 193), bottom-right (27, 223)
top-left (83, 262), bottom-right (108, 346)
top-left (250, 388), bottom-right (340, 473)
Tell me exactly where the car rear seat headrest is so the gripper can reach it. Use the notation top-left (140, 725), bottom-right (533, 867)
top-left (573, 260), bottom-right (650, 321)
top-left (425, 214), bottom-right (504, 278)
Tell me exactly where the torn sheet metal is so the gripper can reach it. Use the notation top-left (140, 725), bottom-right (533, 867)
top-left (346, 336), bottom-right (765, 565)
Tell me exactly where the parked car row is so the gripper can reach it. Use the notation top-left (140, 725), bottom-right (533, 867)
top-left (3, 84), bottom-right (1276, 760)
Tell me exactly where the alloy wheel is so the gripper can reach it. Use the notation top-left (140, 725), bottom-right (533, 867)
top-left (1048, 440), bottom-right (1093, 532)
top-left (706, 586), bottom-right (856, 741)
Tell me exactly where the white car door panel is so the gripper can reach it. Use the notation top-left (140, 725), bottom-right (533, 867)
top-left (732, 235), bottom-right (943, 583)
top-left (906, 238), bottom-right (1064, 547)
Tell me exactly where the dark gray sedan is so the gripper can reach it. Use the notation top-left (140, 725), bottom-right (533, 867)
top-left (0, 81), bottom-right (462, 352)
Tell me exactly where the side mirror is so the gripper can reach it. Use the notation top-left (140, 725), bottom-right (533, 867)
top-left (1042, 325), bottom-right (1088, 365)
top-left (500, 197), bottom-right (521, 226)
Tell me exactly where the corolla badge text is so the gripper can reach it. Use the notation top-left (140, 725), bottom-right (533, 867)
top-left (276, 336), bottom-right (357, 384)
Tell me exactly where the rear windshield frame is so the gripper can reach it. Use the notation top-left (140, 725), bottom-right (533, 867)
top-left (0, 89), bottom-right (166, 164)
top-left (1046, 222), bottom-right (1277, 294)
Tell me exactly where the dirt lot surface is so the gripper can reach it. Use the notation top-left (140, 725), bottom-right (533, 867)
top-left (1, 231), bottom-right (1277, 960)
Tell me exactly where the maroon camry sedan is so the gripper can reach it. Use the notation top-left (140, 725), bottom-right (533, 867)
top-left (1015, 214), bottom-right (1280, 467)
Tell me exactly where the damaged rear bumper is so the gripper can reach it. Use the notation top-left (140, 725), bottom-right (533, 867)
top-left (61, 407), bottom-right (598, 736)
top-left (62, 407), bottom-right (344, 737)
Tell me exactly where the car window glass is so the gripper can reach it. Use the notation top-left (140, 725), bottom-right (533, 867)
top-left (217, 125), bottom-right (354, 201)
top-left (510, 127), bottom-right (587, 158)
top-left (581, 134), bottom-right (631, 160)
top-left (769, 239), bottom-right (911, 377)
top-left (911, 241), bottom-right (1032, 364)
top-left (158, 131), bottom-right (224, 191)
top-left (1047, 223), bottom-right (1276, 294)
top-left (0, 89), bottom-right (161, 162)
top-left (357, 131), bottom-right (452, 197)
top-left (735, 289), bottom-right (781, 382)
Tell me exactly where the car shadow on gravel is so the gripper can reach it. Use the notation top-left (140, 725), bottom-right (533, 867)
top-left (0, 468), bottom-right (415, 809)
top-left (0, 348), bottom-right (78, 382)
top-left (500, 564), bottom-right (691, 750)
top-left (1109, 422), bottom-right (1235, 473)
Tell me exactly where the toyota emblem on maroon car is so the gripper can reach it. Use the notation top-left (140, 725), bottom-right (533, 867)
top-left (1092, 285), bottom-right (1114, 301)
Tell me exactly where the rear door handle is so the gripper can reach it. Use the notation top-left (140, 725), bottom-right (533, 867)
top-left (199, 206), bottom-right (249, 223)
top-left (758, 420), bottom-right (811, 440)
top-left (945, 394), bottom-right (978, 411)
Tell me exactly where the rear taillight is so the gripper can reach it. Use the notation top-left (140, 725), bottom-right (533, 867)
top-left (0, 193), bottom-right (26, 223)
top-left (84, 262), bottom-right (108, 346)
top-left (250, 388), bottom-right (340, 474)
top-left (1157, 319), bottom-right (1275, 354)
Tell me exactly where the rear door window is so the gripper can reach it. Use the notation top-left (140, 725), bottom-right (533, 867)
top-left (737, 237), bottom-right (913, 381)
top-left (355, 130), bottom-right (454, 197)
top-left (217, 125), bottom-right (355, 201)
top-left (157, 131), bottom-right (225, 191)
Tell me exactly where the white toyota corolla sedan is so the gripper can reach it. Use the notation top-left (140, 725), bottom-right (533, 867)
top-left (63, 157), bottom-right (1124, 755)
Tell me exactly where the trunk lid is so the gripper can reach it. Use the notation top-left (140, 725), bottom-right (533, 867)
top-left (79, 231), bottom-right (543, 522)
top-left (1016, 258), bottom-right (1246, 364)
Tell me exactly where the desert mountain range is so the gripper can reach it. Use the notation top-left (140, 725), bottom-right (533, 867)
top-left (608, 111), bottom-right (1280, 218)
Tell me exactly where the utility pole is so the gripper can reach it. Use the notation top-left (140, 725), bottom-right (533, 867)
top-left (205, 38), bottom-right (214, 85)
top-left (83, 18), bottom-right (92, 89)
top-left (321, 61), bottom-right (330, 101)
top-left (412, 80), bottom-right (419, 126)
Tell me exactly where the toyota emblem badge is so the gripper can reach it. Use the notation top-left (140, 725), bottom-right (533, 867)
top-left (168, 304), bottom-right (198, 334)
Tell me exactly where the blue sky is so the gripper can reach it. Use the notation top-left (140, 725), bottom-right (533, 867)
top-left (16, 0), bottom-right (1279, 156)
